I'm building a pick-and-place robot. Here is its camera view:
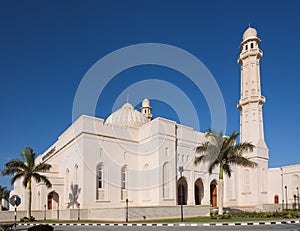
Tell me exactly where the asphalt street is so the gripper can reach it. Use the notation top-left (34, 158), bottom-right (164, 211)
top-left (15, 223), bottom-right (300, 231)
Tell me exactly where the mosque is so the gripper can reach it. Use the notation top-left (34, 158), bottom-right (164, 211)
top-left (10, 27), bottom-right (300, 220)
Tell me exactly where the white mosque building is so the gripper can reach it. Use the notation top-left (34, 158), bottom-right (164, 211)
top-left (10, 27), bottom-right (300, 220)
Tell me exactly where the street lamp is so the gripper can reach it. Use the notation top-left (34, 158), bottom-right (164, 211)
top-left (285, 186), bottom-right (288, 210)
top-left (297, 187), bottom-right (299, 210)
top-left (125, 199), bottom-right (129, 222)
top-left (281, 170), bottom-right (284, 211)
top-left (179, 166), bottom-right (184, 222)
top-left (77, 203), bottom-right (80, 221)
top-left (57, 204), bottom-right (59, 220)
top-left (44, 204), bottom-right (46, 220)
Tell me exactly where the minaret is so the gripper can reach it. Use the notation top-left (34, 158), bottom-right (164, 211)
top-left (140, 98), bottom-right (152, 121)
top-left (237, 27), bottom-right (269, 162)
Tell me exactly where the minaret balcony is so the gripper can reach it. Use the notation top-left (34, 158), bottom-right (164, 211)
top-left (238, 48), bottom-right (263, 64)
top-left (238, 95), bottom-right (266, 109)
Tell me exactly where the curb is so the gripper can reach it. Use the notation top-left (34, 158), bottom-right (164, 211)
top-left (19, 220), bottom-right (300, 227)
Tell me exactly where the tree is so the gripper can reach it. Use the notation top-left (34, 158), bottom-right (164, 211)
top-left (194, 131), bottom-right (257, 216)
top-left (0, 185), bottom-right (10, 211)
top-left (2, 147), bottom-right (52, 217)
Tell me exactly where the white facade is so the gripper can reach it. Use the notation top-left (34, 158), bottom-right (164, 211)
top-left (10, 27), bottom-right (300, 215)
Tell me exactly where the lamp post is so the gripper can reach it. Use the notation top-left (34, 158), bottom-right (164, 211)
top-left (125, 199), bottom-right (129, 223)
top-left (285, 186), bottom-right (288, 210)
top-left (297, 187), bottom-right (299, 210)
top-left (57, 204), bottom-right (59, 220)
top-left (44, 204), bottom-right (46, 220)
top-left (179, 166), bottom-right (184, 222)
top-left (77, 203), bottom-right (80, 221)
top-left (281, 169), bottom-right (284, 211)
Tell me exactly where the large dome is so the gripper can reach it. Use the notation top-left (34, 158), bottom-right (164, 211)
top-left (105, 103), bottom-right (148, 127)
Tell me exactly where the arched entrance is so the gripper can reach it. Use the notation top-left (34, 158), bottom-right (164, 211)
top-left (47, 191), bottom-right (59, 210)
top-left (274, 195), bottom-right (279, 204)
top-left (194, 178), bottom-right (204, 205)
top-left (210, 180), bottom-right (217, 207)
top-left (177, 177), bottom-right (188, 205)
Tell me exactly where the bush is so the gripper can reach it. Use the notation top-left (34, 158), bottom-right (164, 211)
top-left (210, 210), bottom-right (218, 219)
top-left (0, 224), bottom-right (14, 231)
top-left (28, 224), bottom-right (53, 231)
top-left (20, 216), bottom-right (36, 222)
top-left (228, 210), bottom-right (300, 219)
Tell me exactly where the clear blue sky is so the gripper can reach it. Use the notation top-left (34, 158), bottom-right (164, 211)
top-left (1, 0), bottom-right (300, 189)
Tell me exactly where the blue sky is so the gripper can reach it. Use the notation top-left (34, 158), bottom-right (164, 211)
top-left (1, 0), bottom-right (300, 189)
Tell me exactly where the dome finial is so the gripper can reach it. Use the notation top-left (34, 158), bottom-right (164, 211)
top-left (126, 94), bottom-right (129, 103)
top-left (248, 22), bottom-right (251, 28)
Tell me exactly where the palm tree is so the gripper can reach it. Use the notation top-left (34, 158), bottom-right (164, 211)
top-left (0, 185), bottom-right (10, 211)
top-left (194, 131), bottom-right (257, 216)
top-left (1, 146), bottom-right (52, 217)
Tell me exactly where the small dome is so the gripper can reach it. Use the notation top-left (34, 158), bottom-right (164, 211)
top-left (142, 98), bottom-right (151, 108)
top-left (242, 27), bottom-right (258, 41)
top-left (105, 103), bottom-right (148, 127)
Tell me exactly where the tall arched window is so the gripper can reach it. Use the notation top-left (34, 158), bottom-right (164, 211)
top-left (121, 166), bottom-right (127, 189)
top-left (65, 168), bottom-right (69, 199)
top-left (143, 164), bottom-right (150, 200)
top-left (98, 164), bottom-right (104, 189)
top-left (97, 163), bottom-right (104, 200)
top-left (261, 168), bottom-right (267, 193)
top-left (121, 166), bottom-right (127, 200)
top-left (163, 162), bottom-right (170, 198)
top-left (243, 169), bottom-right (250, 194)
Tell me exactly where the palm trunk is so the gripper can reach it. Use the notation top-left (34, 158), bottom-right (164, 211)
top-left (27, 180), bottom-right (32, 218)
top-left (218, 166), bottom-right (224, 215)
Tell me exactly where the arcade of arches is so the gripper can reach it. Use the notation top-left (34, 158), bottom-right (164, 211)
top-left (177, 178), bottom-right (217, 207)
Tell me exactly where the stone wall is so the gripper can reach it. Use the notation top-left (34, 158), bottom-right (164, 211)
top-left (0, 205), bottom-right (210, 222)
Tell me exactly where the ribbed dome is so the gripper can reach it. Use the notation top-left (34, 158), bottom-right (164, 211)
top-left (105, 103), bottom-right (148, 127)
top-left (242, 27), bottom-right (258, 41)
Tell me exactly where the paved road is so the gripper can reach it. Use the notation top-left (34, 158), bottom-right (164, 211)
top-left (15, 223), bottom-right (300, 231)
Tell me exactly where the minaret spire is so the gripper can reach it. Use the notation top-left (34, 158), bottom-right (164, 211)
top-left (237, 27), bottom-right (269, 161)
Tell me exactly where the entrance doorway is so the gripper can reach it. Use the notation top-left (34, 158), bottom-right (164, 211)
top-left (274, 195), bottom-right (279, 204)
top-left (177, 177), bottom-right (188, 205)
top-left (210, 180), bottom-right (217, 207)
top-left (47, 191), bottom-right (59, 210)
top-left (194, 178), bottom-right (204, 205)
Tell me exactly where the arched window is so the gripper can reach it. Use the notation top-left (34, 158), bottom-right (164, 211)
top-left (243, 169), bottom-right (250, 194)
top-left (98, 164), bottom-right (104, 189)
top-left (121, 166), bottom-right (127, 190)
top-left (121, 165), bottom-right (128, 200)
top-left (143, 164), bottom-right (150, 200)
top-left (65, 168), bottom-right (69, 199)
top-left (163, 162), bottom-right (170, 198)
top-left (97, 164), bottom-right (104, 200)
top-left (261, 168), bottom-right (267, 193)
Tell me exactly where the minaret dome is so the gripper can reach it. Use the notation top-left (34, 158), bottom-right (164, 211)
top-left (140, 98), bottom-right (152, 121)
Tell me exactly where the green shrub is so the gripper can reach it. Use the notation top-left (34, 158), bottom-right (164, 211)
top-left (210, 210), bottom-right (218, 219)
top-left (228, 210), bottom-right (300, 219)
top-left (28, 224), bottom-right (53, 231)
top-left (20, 216), bottom-right (36, 222)
top-left (222, 213), bottom-right (231, 219)
top-left (0, 223), bottom-right (14, 231)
